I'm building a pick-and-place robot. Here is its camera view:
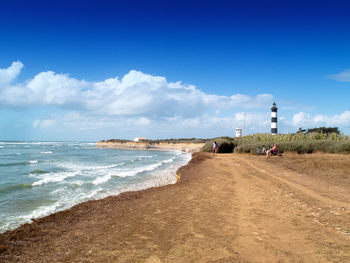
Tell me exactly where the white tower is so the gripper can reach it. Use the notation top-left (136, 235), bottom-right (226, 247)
top-left (235, 128), bottom-right (242, 137)
top-left (271, 102), bottom-right (278, 135)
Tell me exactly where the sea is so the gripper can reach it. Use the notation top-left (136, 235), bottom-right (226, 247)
top-left (0, 141), bottom-right (191, 233)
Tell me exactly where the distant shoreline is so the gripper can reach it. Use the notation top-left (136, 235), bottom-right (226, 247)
top-left (96, 140), bottom-right (206, 153)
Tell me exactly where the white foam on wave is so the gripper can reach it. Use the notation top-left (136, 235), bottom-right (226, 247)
top-left (92, 156), bottom-right (176, 185)
top-left (134, 155), bottom-right (154, 161)
top-left (1, 152), bottom-right (192, 234)
top-left (43, 162), bottom-right (126, 186)
top-left (135, 155), bottom-right (153, 158)
top-left (28, 160), bottom-right (38, 164)
top-left (162, 157), bottom-right (175, 164)
top-left (57, 162), bottom-right (124, 171)
top-left (1, 201), bottom-right (63, 233)
top-left (0, 141), bottom-right (63, 146)
top-left (118, 161), bottom-right (163, 177)
top-left (32, 171), bottom-right (80, 186)
top-left (91, 173), bottom-right (114, 185)
top-left (20, 202), bottom-right (61, 221)
top-left (120, 153), bottom-right (191, 192)
top-left (40, 151), bottom-right (52, 154)
top-left (1, 185), bottom-right (103, 233)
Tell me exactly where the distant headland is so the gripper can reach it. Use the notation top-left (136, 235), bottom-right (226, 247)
top-left (96, 138), bottom-right (208, 153)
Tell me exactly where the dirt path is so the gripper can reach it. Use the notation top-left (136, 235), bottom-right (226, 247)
top-left (226, 154), bottom-right (350, 263)
top-left (1, 153), bottom-right (349, 262)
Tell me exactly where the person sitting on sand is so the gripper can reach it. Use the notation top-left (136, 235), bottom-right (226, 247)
top-left (266, 144), bottom-right (277, 157)
top-left (213, 141), bottom-right (218, 154)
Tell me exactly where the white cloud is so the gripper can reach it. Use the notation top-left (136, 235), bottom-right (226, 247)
top-left (32, 119), bottom-right (56, 129)
top-left (327, 69), bottom-right (350, 82)
top-left (32, 119), bottom-right (40, 128)
top-left (291, 112), bottom-right (312, 126)
top-left (284, 111), bottom-right (350, 129)
top-left (0, 62), bottom-right (273, 121)
top-left (0, 61), bottom-right (281, 138)
top-left (0, 61), bottom-right (23, 85)
top-left (136, 117), bottom-right (151, 126)
top-left (30, 108), bottom-right (350, 138)
top-left (40, 119), bottom-right (55, 128)
top-left (30, 110), bottom-right (271, 137)
top-left (7, 61), bottom-right (350, 139)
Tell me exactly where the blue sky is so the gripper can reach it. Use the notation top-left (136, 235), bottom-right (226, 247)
top-left (1, 0), bottom-right (350, 141)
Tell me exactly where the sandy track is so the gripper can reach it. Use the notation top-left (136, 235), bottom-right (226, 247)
top-left (225, 154), bottom-right (350, 262)
top-left (1, 153), bottom-right (349, 262)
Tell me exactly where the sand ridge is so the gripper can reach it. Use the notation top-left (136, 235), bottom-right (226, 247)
top-left (0, 153), bottom-right (350, 262)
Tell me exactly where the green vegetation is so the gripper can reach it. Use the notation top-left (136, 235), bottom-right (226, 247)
top-left (297, 126), bottom-right (340, 135)
top-left (200, 137), bottom-right (235, 153)
top-left (235, 132), bottom-right (350, 154)
top-left (201, 128), bottom-right (350, 154)
top-left (103, 127), bottom-right (350, 154)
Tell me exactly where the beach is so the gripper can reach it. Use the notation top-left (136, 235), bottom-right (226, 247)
top-left (1, 152), bottom-right (350, 262)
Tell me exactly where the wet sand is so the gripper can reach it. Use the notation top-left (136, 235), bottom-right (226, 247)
top-left (1, 153), bottom-right (350, 262)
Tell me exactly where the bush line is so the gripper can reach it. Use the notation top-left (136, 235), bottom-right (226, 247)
top-left (200, 133), bottom-right (350, 154)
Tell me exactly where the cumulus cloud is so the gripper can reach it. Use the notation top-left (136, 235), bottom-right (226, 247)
top-left (0, 61), bottom-right (279, 138)
top-left (31, 110), bottom-right (271, 137)
top-left (326, 69), bottom-right (350, 82)
top-left (30, 107), bottom-right (350, 137)
top-left (285, 111), bottom-right (350, 128)
top-left (0, 62), bottom-right (273, 120)
top-left (0, 61), bottom-right (23, 85)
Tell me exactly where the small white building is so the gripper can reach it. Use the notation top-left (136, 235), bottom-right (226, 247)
top-left (235, 128), bottom-right (242, 137)
top-left (134, 137), bottom-right (147, 142)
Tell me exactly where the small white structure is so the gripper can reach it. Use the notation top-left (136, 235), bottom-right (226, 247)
top-left (134, 137), bottom-right (147, 142)
top-left (235, 128), bottom-right (242, 137)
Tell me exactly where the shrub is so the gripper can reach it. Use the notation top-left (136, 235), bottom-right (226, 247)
top-left (230, 134), bottom-right (350, 154)
top-left (201, 137), bottom-right (235, 153)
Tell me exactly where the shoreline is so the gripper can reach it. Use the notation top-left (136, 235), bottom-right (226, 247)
top-left (0, 148), bottom-right (192, 235)
top-left (0, 152), bottom-right (204, 261)
top-left (1, 152), bottom-right (350, 262)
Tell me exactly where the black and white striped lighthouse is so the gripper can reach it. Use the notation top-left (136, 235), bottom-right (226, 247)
top-left (271, 102), bottom-right (278, 135)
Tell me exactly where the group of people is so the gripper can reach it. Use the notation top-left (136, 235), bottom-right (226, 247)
top-left (256, 144), bottom-right (277, 157)
top-left (212, 141), bottom-right (277, 157)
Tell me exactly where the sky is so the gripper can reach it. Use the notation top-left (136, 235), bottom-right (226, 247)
top-left (1, 0), bottom-right (350, 141)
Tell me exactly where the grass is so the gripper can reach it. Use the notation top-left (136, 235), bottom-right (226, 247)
top-left (200, 137), bottom-right (235, 153)
top-left (201, 133), bottom-right (350, 154)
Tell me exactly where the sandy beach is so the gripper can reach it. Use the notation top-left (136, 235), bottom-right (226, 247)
top-left (1, 152), bottom-right (350, 262)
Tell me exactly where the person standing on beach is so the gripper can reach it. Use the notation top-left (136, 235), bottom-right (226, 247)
top-left (213, 141), bottom-right (218, 154)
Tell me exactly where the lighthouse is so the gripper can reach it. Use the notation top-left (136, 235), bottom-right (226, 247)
top-left (271, 102), bottom-right (278, 135)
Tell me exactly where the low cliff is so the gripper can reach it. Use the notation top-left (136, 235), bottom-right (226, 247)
top-left (96, 141), bottom-right (206, 153)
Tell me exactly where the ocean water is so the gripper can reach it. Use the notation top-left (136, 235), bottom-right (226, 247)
top-left (0, 142), bottom-right (191, 233)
